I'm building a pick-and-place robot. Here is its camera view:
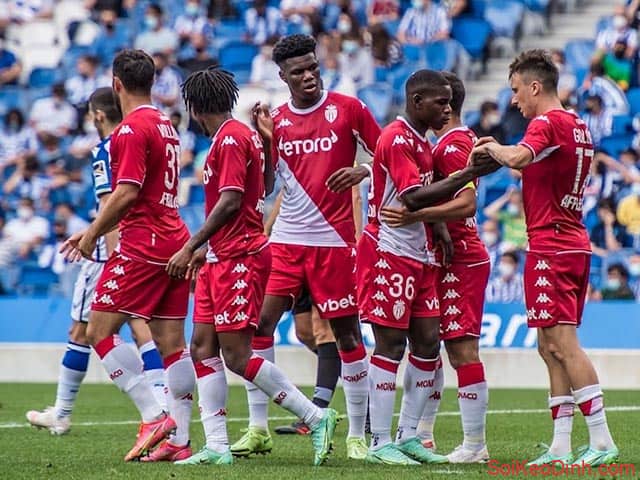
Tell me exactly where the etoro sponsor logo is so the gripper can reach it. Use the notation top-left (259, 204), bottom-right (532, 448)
top-left (278, 130), bottom-right (338, 156)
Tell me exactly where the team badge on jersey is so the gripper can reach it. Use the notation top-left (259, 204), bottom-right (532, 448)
top-left (392, 300), bottom-right (406, 320)
top-left (325, 104), bottom-right (338, 123)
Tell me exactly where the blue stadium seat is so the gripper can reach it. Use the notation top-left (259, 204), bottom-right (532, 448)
top-left (357, 83), bottom-right (393, 124)
top-left (18, 264), bottom-right (59, 296)
top-left (215, 20), bottom-right (246, 41)
top-left (564, 39), bottom-right (596, 74)
top-left (496, 86), bottom-right (513, 113)
top-left (469, 0), bottom-right (486, 17)
top-left (600, 134), bottom-right (634, 159)
top-left (595, 15), bottom-right (612, 36)
top-left (425, 40), bottom-right (457, 72)
top-left (626, 88), bottom-right (640, 116)
top-left (388, 63), bottom-right (414, 102)
top-left (451, 17), bottom-right (492, 61)
top-left (194, 134), bottom-right (212, 154)
top-left (381, 19), bottom-right (400, 36)
top-left (59, 45), bottom-right (93, 72)
top-left (520, 0), bottom-right (549, 13)
top-left (219, 41), bottom-right (258, 85)
top-left (484, 0), bottom-right (524, 37)
top-left (612, 114), bottom-right (633, 135)
top-left (189, 183), bottom-right (205, 204)
top-left (463, 110), bottom-right (480, 127)
top-left (0, 86), bottom-right (28, 117)
top-left (402, 44), bottom-right (424, 64)
top-left (28, 67), bottom-right (62, 88)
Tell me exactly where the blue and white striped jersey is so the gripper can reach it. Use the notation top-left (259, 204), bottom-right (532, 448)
top-left (91, 136), bottom-right (113, 262)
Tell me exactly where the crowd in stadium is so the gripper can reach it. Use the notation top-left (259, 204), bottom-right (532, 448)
top-left (0, 0), bottom-right (639, 302)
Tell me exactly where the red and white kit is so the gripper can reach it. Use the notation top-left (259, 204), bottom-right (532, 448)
top-left (357, 116), bottom-right (440, 329)
top-left (432, 127), bottom-right (490, 340)
top-left (92, 105), bottom-right (190, 320)
top-left (518, 109), bottom-right (593, 328)
top-left (193, 119), bottom-right (270, 332)
top-left (268, 90), bottom-right (380, 318)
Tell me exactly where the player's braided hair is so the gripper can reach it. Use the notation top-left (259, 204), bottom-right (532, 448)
top-left (508, 49), bottom-right (558, 92)
top-left (272, 34), bottom-right (316, 65)
top-left (181, 66), bottom-right (238, 115)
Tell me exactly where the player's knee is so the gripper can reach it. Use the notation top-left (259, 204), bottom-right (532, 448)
top-left (374, 340), bottom-right (405, 362)
top-left (222, 348), bottom-right (249, 376)
top-left (256, 311), bottom-right (277, 337)
top-left (545, 341), bottom-right (566, 363)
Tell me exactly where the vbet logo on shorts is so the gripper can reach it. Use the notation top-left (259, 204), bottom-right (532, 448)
top-left (317, 294), bottom-right (356, 314)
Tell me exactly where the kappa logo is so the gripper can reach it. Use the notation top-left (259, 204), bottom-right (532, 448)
top-left (442, 272), bottom-right (460, 283)
top-left (232, 279), bottom-right (248, 290)
top-left (375, 259), bottom-right (391, 270)
top-left (97, 294), bottom-right (114, 305)
top-left (110, 265), bottom-right (125, 276)
top-left (374, 274), bottom-right (390, 286)
top-left (392, 135), bottom-right (407, 146)
top-left (213, 408), bottom-right (227, 417)
top-left (118, 125), bottom-right (134, 135)
top-left (444, 145), bottom-right (459, 155)
top-left (535, 115), bottom-right (550, 124)
top-left (234, 312), bottom-right (250, 322)
top-left (445, 320), bottom-right (463, 332)
top-left (444, 305), bottom-right (462, 316)
top-left (372, 306), bottom-right (387, 318)
top-left (277, 118), bottom-right (293, 128)
top-left (232, 263), bottom-right (249, 273)
top-left (538, 309), bottom-right (553, 320)
top-left (103, 280), bottom-right (119, 291)
top-left (221, 135), bottom-right (238, 146)
top-left (231, 296), bottom-right (249, 306)
top-left (392, 300), bottom-right (406, 320)
top-left (536, 293), bottom-right (551, 303)
top-left (417, 144), bottom-right (424, 153)
top-left (325, 104), bottom-right (338, 123)
top-left (429, 391), bottom-right (441, 400)
top-left (372, 290), bottom-right (389, 302)
top-left (534, 260), bottom-right (551, 270)
top-left (535, 276), bottom-right (552, 287)
top-left (443, 289), bottom-right (460, 300)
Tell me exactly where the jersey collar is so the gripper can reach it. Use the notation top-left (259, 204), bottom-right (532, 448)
top-left (396, 116), bottom-right (428, 143)
top-left (435, 125), bottom-right (469, 145)
top-left (288, 90), bottom-right (328, 115)
top-left (211, 118), bottom-right (236, 145)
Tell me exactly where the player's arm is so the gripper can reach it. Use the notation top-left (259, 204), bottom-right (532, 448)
top-left (382, 188), bottom-right (476, 226)
top-left (98, 193), bottom-right (119, 256)
top-left (264, 189), bottom-right (283, 236)
top-left (475, 141), bottom-right (533, 170)
top-left (252, 103), bottom-right (275, 195)
top-left (85, 184), bottom-right (139, 240)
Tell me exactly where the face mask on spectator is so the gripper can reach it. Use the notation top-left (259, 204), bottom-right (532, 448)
top-left (412, 0), bottom-right (424, 9)
top-left (342, 40), bottom-right (359, 55)
top-left (487, 112), bottom-right (501, 127)
top-left (629, 263), bottom-right (640, 277)
top-left (337, 19), bottom-right (352, 34)
top-left (632, 183), bottom-right (640, 196)
top-left (186, 3), bottom-right (200, 16)
top-left (17, 207), bottom-right (34, 221)
top-left (105, 22), bottom-right (115, 32)
top-left (481, 231), bottom-right (498, 247)
top-left (613, 15), bottom-right (627, 30)
top-left (498, 262), bottom-right (515, 278)
top-left (8, 120), bottom-right (19, 133)
top-left (606, 278), bottom-right (621, 290)
top-left (301, 23), bottom-right (313, 35)
top-left (145, 15), bottom-right (159, 30)
top-left (506, 203), bottom-right (519, 215)
top-left (84, 120), bottom-right (96, 134)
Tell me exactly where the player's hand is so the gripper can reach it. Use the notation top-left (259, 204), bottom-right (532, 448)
top-left (432, 222), bottom-right (454, 267)
top-left (465, 159), bottom-right (502, 178)
top-left (77, 232), bottom-right (98, 261)
top-left (380, 206), bottom-right (420, 227)
top-left (186, 248), bottom-right (206, 280)
top-left (326, 165), bottom-right (369, 193)
top-left (166, 246), bottom-right (193, 279)
top-left (251, 102), bottom-right (273, 143)
top-left (474, 136), bottom-right (498, 148)
top-left (60, 230), bottom-right (90, 262)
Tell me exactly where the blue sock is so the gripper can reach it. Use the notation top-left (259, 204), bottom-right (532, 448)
top-left (55, 342), bottom-right (90, 418)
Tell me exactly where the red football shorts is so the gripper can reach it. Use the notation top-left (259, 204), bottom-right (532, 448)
top-left (91, 252), bottom-right (189, 320)
top-left (266, 242), bottom-right (357, 319)
top-left (356, 233), bottom-right (440, 330)
top-left (524, 251), bottom-right (590, 328)
top-left (437, 260), bottom-right (490, 340)
top-left (193, 247), bottom-right (271, 332)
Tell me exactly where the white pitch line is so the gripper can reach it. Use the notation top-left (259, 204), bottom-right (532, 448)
top-left (2, 405), bottom-right (639, 430)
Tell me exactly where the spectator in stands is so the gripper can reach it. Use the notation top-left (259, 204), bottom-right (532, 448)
top-left (134, 4), bottom-right (179, 55)
top-left (590, 197), bottom-right (630, 257)
top-left (617, 182), bottom-right (640, 242)
top-left (69, 111), bottom-right (101, 161)
top-left (91, 8), bottom-right (129, 67)
top-left (581, 94), bottom-right (612, 147)
top-left (280, 0), bottom-right (322, 34)
top-left (485, 251), bottom-right (524, 303)
top-left (627, 0), bottom-right (640, 30)
top-left (321, 54), bottom-right (356, 96)
top-left (599, 39), bottom-right (633, 90)
top-left (483, 186), bottom-right (527, 252)
top-left (397, 0), bottom-right (449, 45)
top-left (480, 218), bottom-right (501, 270)
top-left (596, 6), bottom-right (637, 59)
top-left (551, 49), bottom-right (576, 106)
top-left (598, 149), bottom-right (640, 191)
top-left (627, 253), bottom-right (640, 299)
top-left (177, 32), bottom-right (217, 74)
top-left (367, 0), bottom-right (399, 24)
top-left (0, 197), bottom-right (49, 263)
top-left (29, 83), bottom-right (77, 140)
top-left (0, 108), bottom-right (38, 176)
top-left (601, 263), bottom-right (636, 301)
top-left (0, 36), bottom-right (21, 86)
top-left (338, 30), bottom-right (374, 90)
top-left (249, 37), bottom-right (283, 90)
top-left (245, 0), bottom-right (284, 46)
top-left (581, 63), bottom-right (629, 116)
top-left (8, 0), bottom-right (54, 23)
top-left (368, 23), bottom-right (403, 67)
top-left (174, 0), bottom-right (211, 44)
top-left (471, 101), bottom-right (506, 144)
top-left (2, 156), bottom-right (50, 209)
top-left (151, 52), bottom-right (182, 114)
top-left (170, 111), bottom-right (195, 171)
top-left (54, 203), bottom-right (88, 235)
top-left (65, 55), bottom-right (110, 107)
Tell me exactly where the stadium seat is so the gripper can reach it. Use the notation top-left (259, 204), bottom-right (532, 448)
top-left (463, 110), bottom-right (480, 127)
top-left (357, 83), bottom-right (394, 124)
top-left (402, 44), bottom-right (424, 64)
top-left (194, 134), bottom-right (212, 154)
top-left (425, 40), bottom-right (457, 72)
top-left (0, 86), bottom-right (27, 116)
top-left (600, 134), bottom-right (635, 159)
top-left (520, 0), bottom-right (549, 13)
top-left (388, 63), bottom-right (415, 102)
top-left (564, 39), bottom-right (596, 74)
top-left (189, 184), bottom-right (205, 204)
top-left (612, 114), bottom-right (634, 136)
top-left (215, 20), bottom-right (246, 41)
top-left (626, 88), bottom-right (640, 116)
top-left (496, 86), bottom-right (513, 113)
top-left (219, 41), bottom-right (258, 85)
top-left (469, 0), bottom-right (486, 17)
top-left (28, 67), bottom-right (62, 88)
top-left (595, 15), bottom-right (612, 36)
top-left (17, 264), bottom-right (59, 296)
top-left (484, 0), bottom-right (524, 37)
top-left (451, 17), bottom-right (492, 61)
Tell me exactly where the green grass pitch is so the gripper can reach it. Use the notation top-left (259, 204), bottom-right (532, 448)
top-left (0, 384), bottom-right (637, 479)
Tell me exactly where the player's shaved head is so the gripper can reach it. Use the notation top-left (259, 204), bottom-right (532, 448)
top-left (405, 69), bottom-right (450, 98)
top-left (441, 71), bottom-right (465, 117)
top-left (89, 87), bottom-right (122, 124)
top-left (112, 49), bottom-right (155, 95)
top-left (509, 49), bottom-right (558, 93)
top-left (272, 34), bottom-right (317, 66)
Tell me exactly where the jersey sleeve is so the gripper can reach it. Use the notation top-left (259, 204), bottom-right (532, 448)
top-left (92, 151), bottom-right (113, 198)
top-left (519, 116), bottom-right (554, 160)
top-left (351, 98), bottom-right (381, 156)
top-left (217, 132), bottom-right (250, 193)
top-left (435, 136), bottom-right (476, 196)
top-left (113, 126), bottom-right (147, 186)
top-left (379, 131), bottom-right (422, 195)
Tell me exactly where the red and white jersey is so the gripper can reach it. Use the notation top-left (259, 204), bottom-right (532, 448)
top-left (270, 90), bottom-right (380, 247)
top-left (518, 109), bottom-right (592, 253)
top-left (110, 105), bottom-right (190, 263)
top-left (203, 119), bottom-right (268, 262)
top-left (432, 126), bottom-right (489, 264)
top-left (365, 116), bottom-right (434, 264)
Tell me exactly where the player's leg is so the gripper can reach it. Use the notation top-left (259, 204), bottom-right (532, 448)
top-left (311, 308), bottom-right (341, 411)
top-left (129, 318), bottom-right (167, 411)
top-left (293, 292), bottom-right (316, 352)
